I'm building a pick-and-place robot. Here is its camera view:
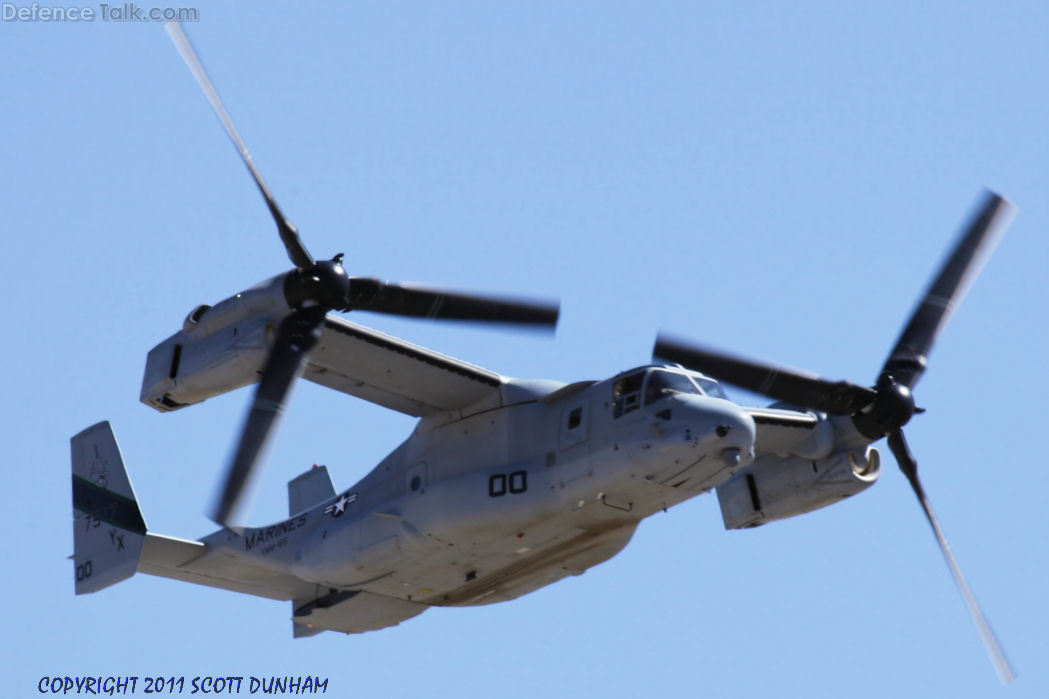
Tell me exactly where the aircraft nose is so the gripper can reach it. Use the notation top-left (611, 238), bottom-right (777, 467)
top-left (657, 396), bottom-right (756, 467)
top-left (704, 400), bottom-right (756, 465)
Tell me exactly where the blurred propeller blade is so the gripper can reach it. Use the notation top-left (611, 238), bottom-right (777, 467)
top-left (881, 192), bottom-right (1015, 389)
top-left (886, 430), bottom-right (1015, 685)
top-left (211, 306), bottom-right (327, 527)
top-left (654, 191), bottom-right (1017, 682)
top-left (653, 333), bottom-right (875, 415)
top-left (165, 21), bottom-right (314, 269)
top-left (347, 279), bottom-right (560, 328)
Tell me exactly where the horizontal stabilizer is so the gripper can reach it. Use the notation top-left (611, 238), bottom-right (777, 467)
top-left (70, 424), bottom-right (327, 604)
top-left (138, 533), bottom-right (319, 601)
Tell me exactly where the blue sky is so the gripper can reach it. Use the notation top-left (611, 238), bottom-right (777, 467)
top-left (3, 2), bottom-right (1047, 697)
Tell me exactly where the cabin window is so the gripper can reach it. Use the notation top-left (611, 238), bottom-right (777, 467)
top-left (567, 407), bottom-right (582, 429)
top-left (559, 403), bottom-right (589, 450)
top-left (406, 462), bottom-right (427, 495)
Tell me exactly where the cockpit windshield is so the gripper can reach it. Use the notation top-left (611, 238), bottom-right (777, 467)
top-left (613, 368), bottom-right (728, 418)
top-left (644, 370), bottom-right (701, 406)
top-left (691, 376), bottom-right (726, 399)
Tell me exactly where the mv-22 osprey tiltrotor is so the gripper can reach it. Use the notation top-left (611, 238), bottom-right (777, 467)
top-left (71, 21), bottom-right (1015, 683)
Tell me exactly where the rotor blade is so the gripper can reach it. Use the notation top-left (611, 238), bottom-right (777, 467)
top-left (881, 192), bottom-right (1015, 388)
top-left (653, 333), bottom-right (875, 415)
top-left (886, 430), bottom-right (1016, 685)
top-left (211, 306), bottom-right (327, 526)
top-left (346, 279), bottom-right (560, 328)
top-left (164, 21), bottom-right (314, 270)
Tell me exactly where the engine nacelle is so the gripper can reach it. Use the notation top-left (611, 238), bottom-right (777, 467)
top-left (717, 447), bottom-right (880, 529)
top-left (140, 275), bottom-right (291, 412)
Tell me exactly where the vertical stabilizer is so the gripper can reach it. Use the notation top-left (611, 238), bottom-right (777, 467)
top-left (292, 619), bottom-right (325, 638)
top-left (287, 465), bottom-right (336, 516)
top-left (71, 421), bottom-right (146, 594)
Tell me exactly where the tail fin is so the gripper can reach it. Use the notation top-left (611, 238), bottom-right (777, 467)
top-left (287, 465), bottom-right (335, 517)
top-left (71, 421), bottom-right (147, 594)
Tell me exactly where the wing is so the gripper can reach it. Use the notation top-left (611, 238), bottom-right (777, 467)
top-left (302, 314), bottom-right (505, 417)
top-left (744, 406), bottom-right (822, 454)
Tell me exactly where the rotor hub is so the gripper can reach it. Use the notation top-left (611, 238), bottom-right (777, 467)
top-left (853, 378), bottom-right (915, 439)
top-left (283, 257), bottom-right (351, 311)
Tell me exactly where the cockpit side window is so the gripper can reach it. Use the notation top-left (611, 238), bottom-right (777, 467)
top-left (644, 370), bottom-right (701, 406)
top-left (612, 372), bottom-right (645, 418)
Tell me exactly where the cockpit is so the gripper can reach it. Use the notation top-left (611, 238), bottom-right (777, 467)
top-left (611, 367), bottom-right (726, 418)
